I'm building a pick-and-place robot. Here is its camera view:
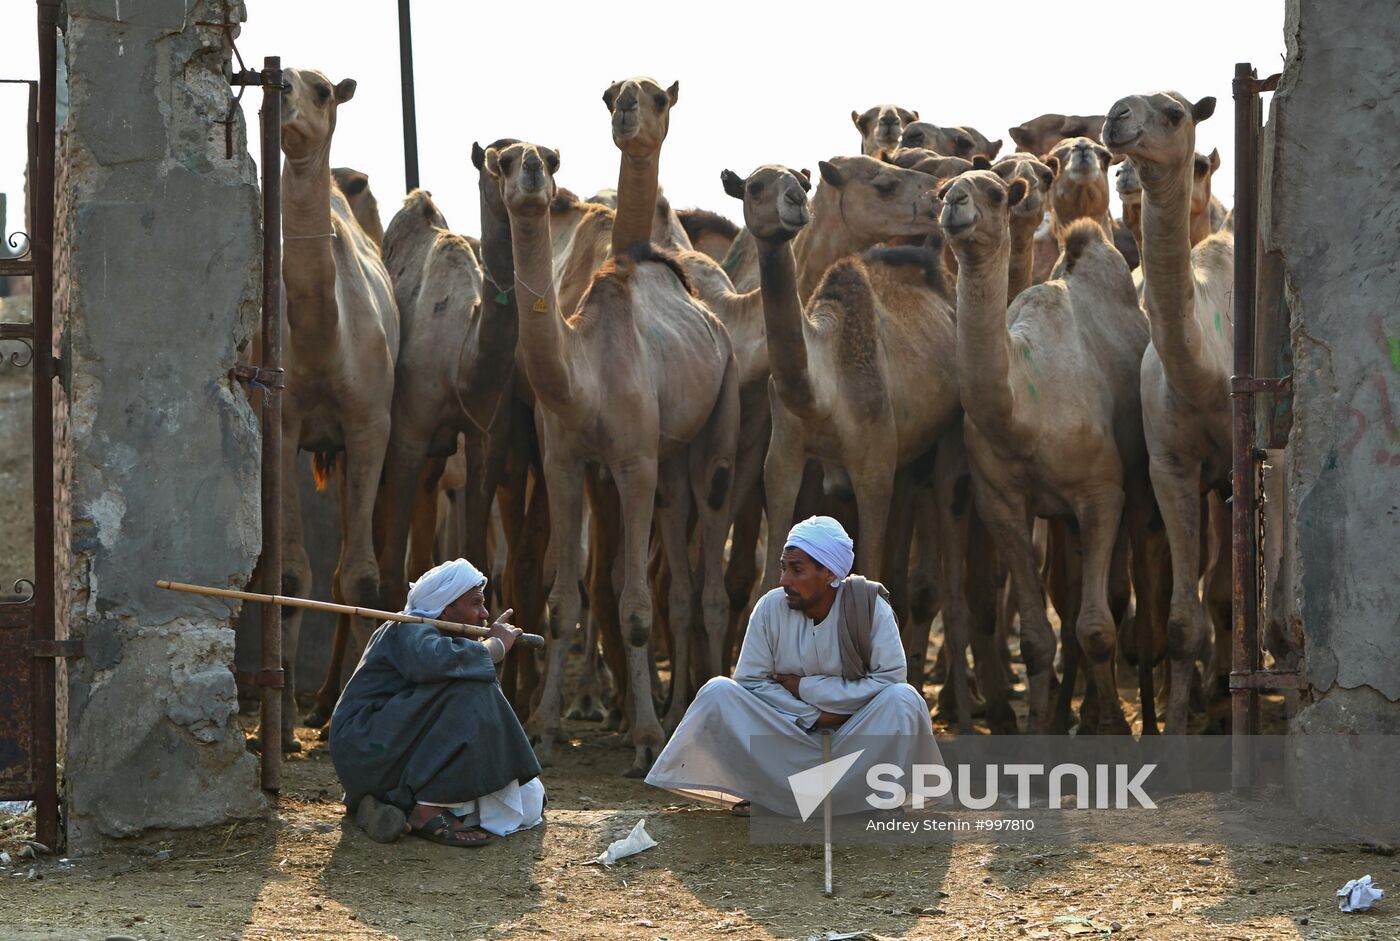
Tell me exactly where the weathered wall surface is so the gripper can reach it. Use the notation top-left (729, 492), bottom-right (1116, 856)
top-left (56, 0), bottom-right (266, 848)
top-left (1268, 0), bottom-right (1400, 741)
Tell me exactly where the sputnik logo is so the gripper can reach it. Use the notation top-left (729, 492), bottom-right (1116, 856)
top-left (787, 748), bottom-right (866, 822)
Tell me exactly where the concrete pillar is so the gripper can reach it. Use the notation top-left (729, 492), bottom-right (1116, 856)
top-left (1267, 0), bottom-right (1400, 816)
top-left (56, 0), bottom-right (265, 848)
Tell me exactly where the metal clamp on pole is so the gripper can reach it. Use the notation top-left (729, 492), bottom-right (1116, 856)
top-left (230, 363), bottom-right (286, 394)
top-left (234, 668), bottom-right (285, 690)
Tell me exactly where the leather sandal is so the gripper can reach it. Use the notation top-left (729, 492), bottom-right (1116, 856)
top-left (409, 812), bottom-right (493, 848)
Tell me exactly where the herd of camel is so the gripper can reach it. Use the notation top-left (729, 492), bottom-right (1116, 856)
top-left (252, 68), bottom-right (1245, 776)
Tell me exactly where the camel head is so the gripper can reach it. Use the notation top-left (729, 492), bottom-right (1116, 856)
top-left (472, 138), bottom-right (522, 222)
top-left (937, 170), bottom-right (1029, 251)
top-left (721, 165), bottom-right (812, 243)
top-left (1102, 92), bottom-right (1216, 180)
top-left (280, 67), bottom-right (356, 161)
top-left (604, 77), bottom-right (679, 158)
top-left (852, 104), bottom-right (918, 156)
top-left (899, 122), bottom-right (1002, 160)
top-left (812, 155), bottom-right (944, 241)
top-left (1116, 158), bottom-right (1142, 198)
top-left (991, 154), bottom-right (1055, 227)
top-left (1008, 112), bottom-right (1107, 156)
top-left (1045, 137), bottom-right (1114, 186)
top-left (1190, 148), bottom-right (1221, 216)
top-left (484, 141), bottom-right (561, 218)
top-left (881, 148), bottom-right (978, 179)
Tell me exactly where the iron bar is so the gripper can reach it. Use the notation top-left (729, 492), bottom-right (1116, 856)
top-left (257, 56), bottom-right (284, 792)
top-left (1230, 670), bottom-right (1308, 691)
top-left (32, 0), bottom-right (59, 849)
top-left (1231, 62), bottom-right (1262, 791)
top-left (397, 0), bottom-right (420, 192)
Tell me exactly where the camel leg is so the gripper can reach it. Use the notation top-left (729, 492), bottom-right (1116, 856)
top-left (760, 416), bottom-right (806, 590)
top-left (267, 442), bottom-right (310, 752)
top-left (1204, 494), bottom-right (1233, 709)
top-left (928, 437), bottom-right (976, 734)
top-left (722, 483), bottom-right (763, 672)
top-left (1125, 474), bottom-right (1170, 734)
top-left (611, 455), bottom-right (664, 777)
top-left (979, 486), bottom-right (1055, 733)
top-left (586, 474), bottom-right (628, 730)
top-left (655, 456), bottom-right (698, 736)
top-left (565, 610), bottom-right (606, 722)
top-left (902, 483), bottom-right (940, 685)
top-left (1074, 489), bottom-right (1130, 734)
top-left (1048, 522), bottom-right (1082, 733)
top-left (527, 451), bottom-right (586, 766)
top-left (1150, 454), bottom-right (1210, 734)
top-left (407, 455), bottom-right (447, 582)
top-left (691, 361), bottom-right (739, 681)
top-left (848, 456), bottom-right (895, 582)
top-left (965, 503), bottom-right (1014, 732)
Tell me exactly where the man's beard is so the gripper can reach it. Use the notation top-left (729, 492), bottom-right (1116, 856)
top-left (783, 590), bottom-right (810, 611)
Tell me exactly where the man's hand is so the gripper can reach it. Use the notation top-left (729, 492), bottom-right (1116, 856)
top-left (815, 710), bottom-right (851, 730)
top-left (487, 608), bottom-right (522, 655)
top-left (772, 673), bottom-right (803, 698)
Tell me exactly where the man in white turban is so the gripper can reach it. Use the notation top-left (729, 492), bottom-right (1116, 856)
top-left (646, 517), bottom-right (940, 817)
top-left (330, 559), bottom-right (545, 848)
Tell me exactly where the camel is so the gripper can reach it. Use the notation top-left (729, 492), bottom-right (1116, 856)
top-left (899, 122), bottom-right (1002, 160)
top-left (723, 162), bottom-right (1002, 734)
top-left (677, 208), bottom-right (740, 263)
top-left (489, 139), bottom-right (739, 774)
top-left (1118, 149), bottom-right (1224, 256)
top-left (1044, 137), bottom-right (1115, 241)
top-left (989, 154), bottom-right (1055, 299)
top-left (1009, 112), bottom-right (1107, 155)
top-left (853, 103), bottom-right (919, 156)
top-left (331, 167), bottom-right (384, 247)
top-left (939, 169), bottom-right (1156, 734)
top-left (1104, 91), bottom-right (1233, 734)
top-left (267, 68), bottom-right (398, 748)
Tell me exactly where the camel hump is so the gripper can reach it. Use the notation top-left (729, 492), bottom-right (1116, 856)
top-left (1062, 218), bottom-right (1111, 274)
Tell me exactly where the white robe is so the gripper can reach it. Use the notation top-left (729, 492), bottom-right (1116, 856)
top-left (646, 586), bottom-right (941, 816)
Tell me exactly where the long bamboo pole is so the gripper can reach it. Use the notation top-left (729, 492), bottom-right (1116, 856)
top-left (155, 580), bottom-right (546, 648)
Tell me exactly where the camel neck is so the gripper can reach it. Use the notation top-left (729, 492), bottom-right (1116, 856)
top-left (613, 150), bottom-right (660, 256)
top-left (281, 155), bottom-right (339, 347)
top-left (1189, 185), bottom-right (1214, 246)
top-left (474, 198), bottom-right (520, 365)
top-left (951, 236), bottom-right (1026, 446)
top-left (506, 210), bottom-right (578, 412)
top-left (755, 236), bottom-right (821, 421)
top-left (1008, 215), bottom-right (1039, 300)
top-left (1139, 157), bottom-right (1200, 375)
top-left (795, 187), bottom-right (869, 303)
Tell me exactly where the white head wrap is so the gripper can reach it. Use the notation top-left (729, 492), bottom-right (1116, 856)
top-left (785, 516), bottom-right (855, 588)
top-left (405, 558), bottom-right (487, 619)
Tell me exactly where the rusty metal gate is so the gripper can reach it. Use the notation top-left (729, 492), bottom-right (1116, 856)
top-left (0, 0), bottom-right (69, 849)
top-left (1231, 62), bottom-right (1301, 788)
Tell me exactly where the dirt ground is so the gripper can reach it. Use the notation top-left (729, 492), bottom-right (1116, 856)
top-left (2, 696), bottom-right (1398, 941)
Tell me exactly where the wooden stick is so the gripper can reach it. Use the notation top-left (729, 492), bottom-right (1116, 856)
top-left (822, 729), bottom-right (834, 897)
top-left (155, 579), bottom-right (546, 649)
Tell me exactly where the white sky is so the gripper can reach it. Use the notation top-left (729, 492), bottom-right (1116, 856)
top-left (1, 0), bottom-right (1285, 244)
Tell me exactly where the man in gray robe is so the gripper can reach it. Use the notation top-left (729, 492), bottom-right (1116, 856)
top-left (646, 516), bottom-right (940, 816)
top-left (330, 559), bottom-right (543, 847)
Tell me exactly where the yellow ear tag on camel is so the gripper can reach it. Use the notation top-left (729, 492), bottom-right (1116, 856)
top-left (532, 296), bottom-right (549, 314)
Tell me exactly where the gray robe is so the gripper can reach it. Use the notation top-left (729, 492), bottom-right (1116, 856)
top-left (329, 621), bottom-right (540, 813)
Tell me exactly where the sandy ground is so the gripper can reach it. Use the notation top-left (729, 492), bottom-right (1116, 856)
top-left (2, 698), bottom-right (1398, 941)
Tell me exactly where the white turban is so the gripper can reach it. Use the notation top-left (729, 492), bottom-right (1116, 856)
top-left (785, 516), bottom-right (854, 587)
top-left (405, 558), bottom-right (487, 619)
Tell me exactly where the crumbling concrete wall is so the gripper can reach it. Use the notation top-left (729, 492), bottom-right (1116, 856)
top-left (1268, 0), bottom-right (1400, 745)
top-left (56, 0), bottom-right (266, 848)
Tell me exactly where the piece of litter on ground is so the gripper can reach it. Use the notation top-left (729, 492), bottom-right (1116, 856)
top-left (1337, 874), bottom-right (1384, 912)
top-left (1170, 897), bottom-right (1185, 913)
top-left (0, 800), bottom-right (32, 815)
top-left (1052, 915), bottom-right (1112, 935)
top-left (805, 932), bottom-right (881, 941)
top-left (589, 818), bottom-right (657, 865)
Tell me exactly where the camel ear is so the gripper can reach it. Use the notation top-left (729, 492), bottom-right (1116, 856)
top-left (1008, 125), bottom-right (1031, 149)
top-left (987, 139), bottom-right (1003, 156)
top-left (602, 83), bottom-right (619, 111)
top-left (796, 168), bottom-right (812, 192)
top-left (818, 160), bottom-right (844, 188)
top-left (899, 107), bottom-right (919, 124)
top-left (936, 178), bottom-right (955, 201)
top-left (1094, 144), bottom-right (1113, 171)
top-left (851, 110), bottom-right (866, 132)
top-left (1044, 154), bottom-right (1061, 177)
top-left (1192, 96), bottom-right (1217, 123)
top-left (484, 147), bottom-right (502, 177)
top-left (1007, 178), bottom-right (1029, 207)
top-left (990, 160), bottom-right (1013, 179)
top-left (333, 79), bottom-right (357, 104)
top-left (471, 141), bottom-right (487, 171)
top-left (1209, 148), bottom-right (1221, 172)
top-left (666, 81), bottom-right (680, 106)
top-left (341, 172), bottom-right (368, 196)
top-left (972, 155), bottom-right (992, 171)
top-left (543, 147), bottom-right (561, 175)
top-left (721, 169), bottom-right (746, 201)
